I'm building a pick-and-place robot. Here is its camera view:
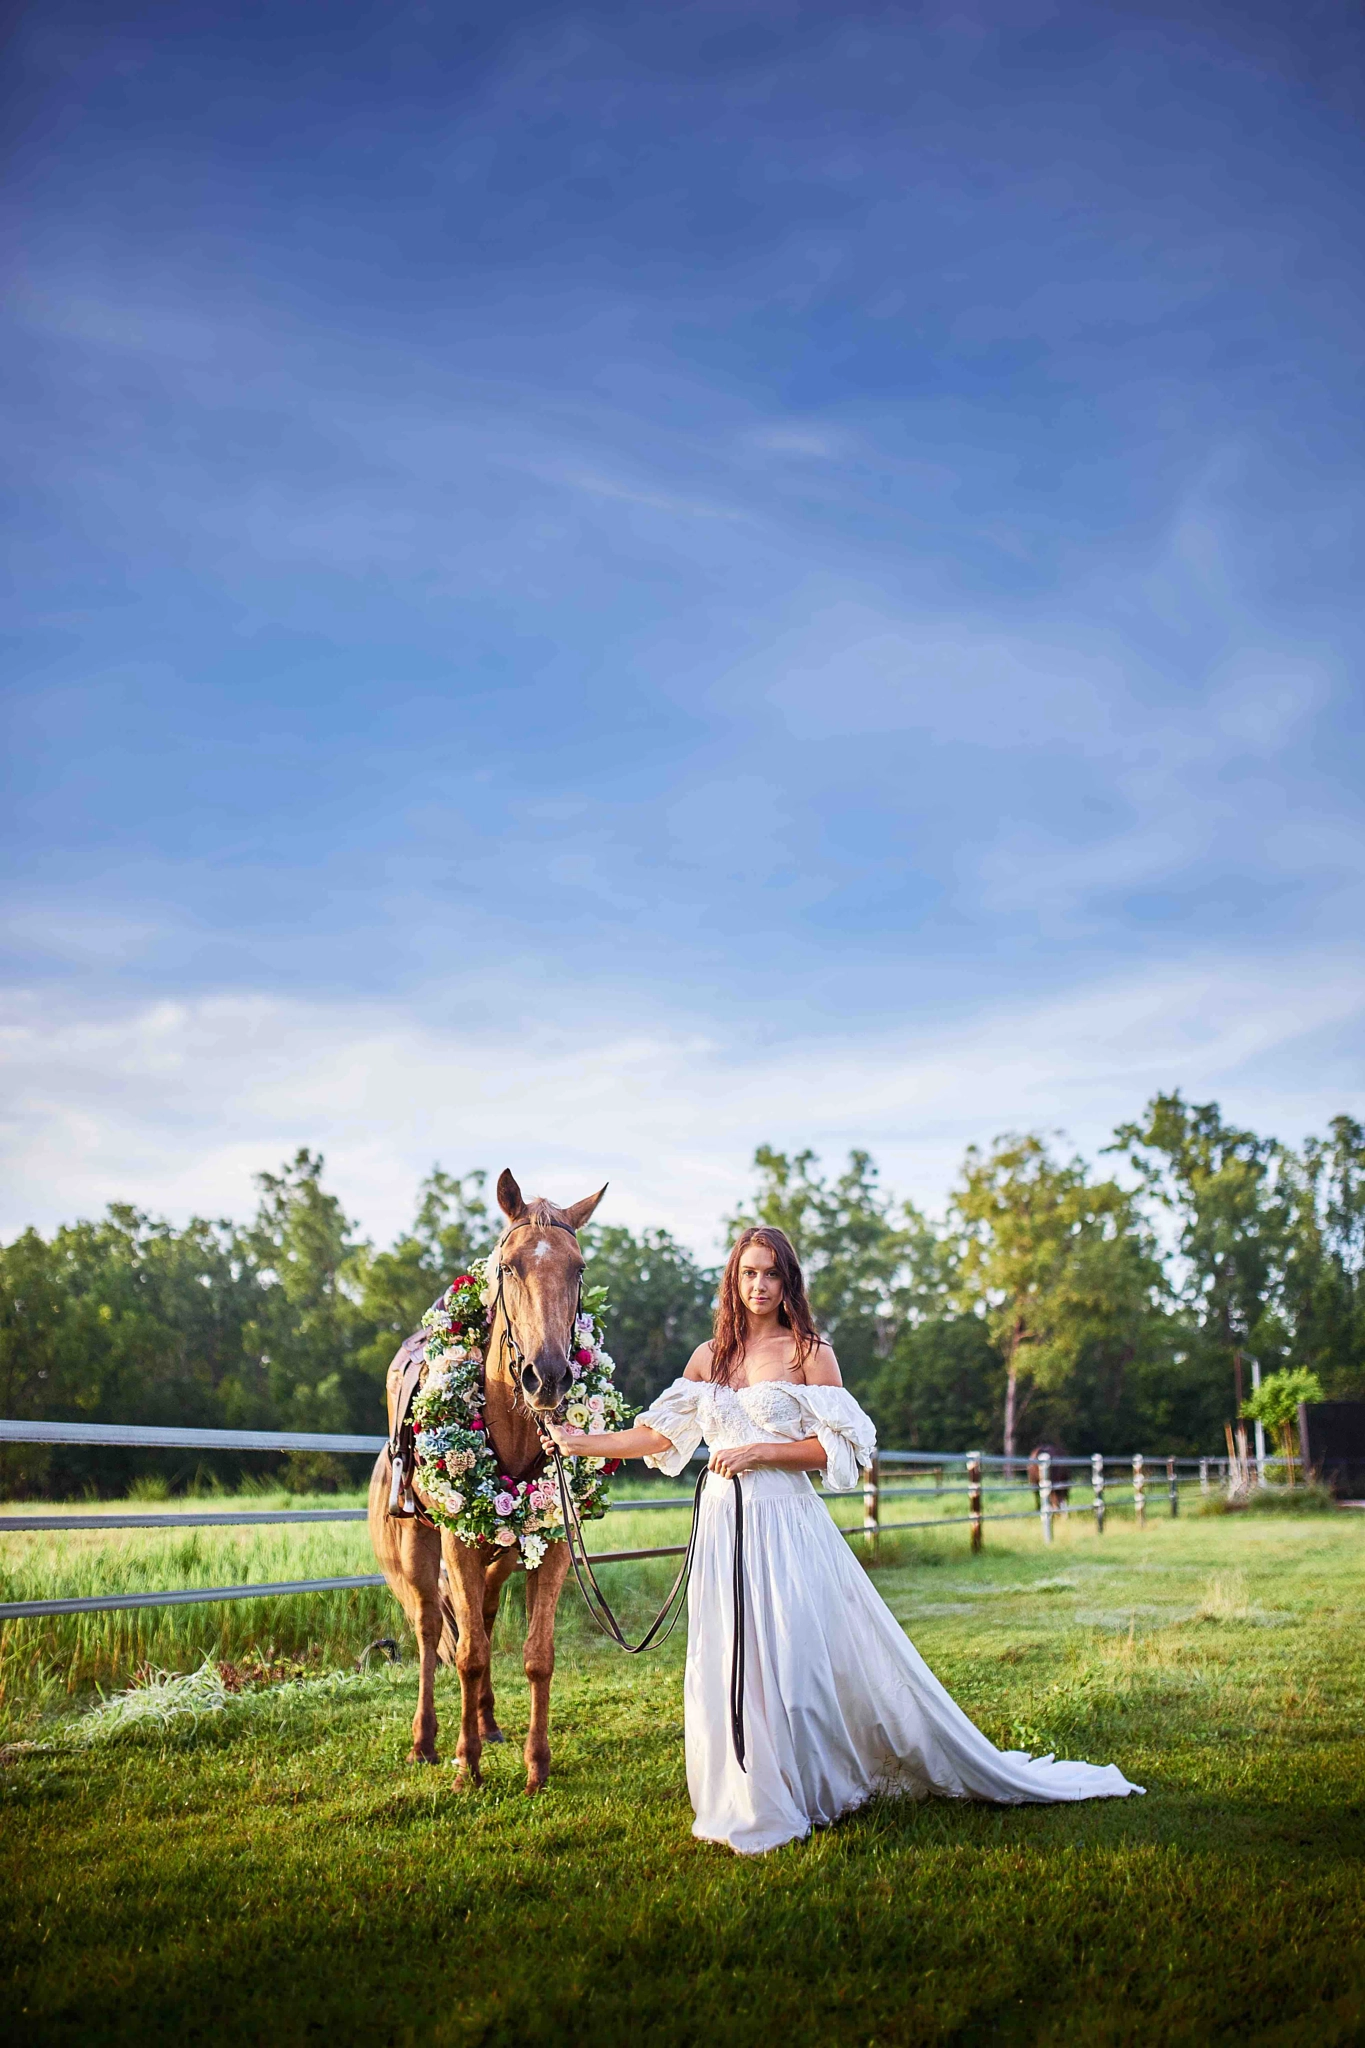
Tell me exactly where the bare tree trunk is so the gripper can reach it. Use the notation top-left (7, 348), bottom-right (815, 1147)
top-left (1004, 1367), bottom-right (1018, 1465)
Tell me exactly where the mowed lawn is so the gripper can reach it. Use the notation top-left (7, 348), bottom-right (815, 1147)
top-left (3, 1504), bottom-right (1364, 2047)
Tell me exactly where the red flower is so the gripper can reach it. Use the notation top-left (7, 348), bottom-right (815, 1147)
top-left (575, 1347), bottom-right (593, 1366)
top-left (603, 1458), bottom-right (622, 1476)
top-left (469, 1414), bottom-right (484, 1430)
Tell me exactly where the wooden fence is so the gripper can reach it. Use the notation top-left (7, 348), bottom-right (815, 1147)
top-left (0, 1419), bottom-right (1227, 1621)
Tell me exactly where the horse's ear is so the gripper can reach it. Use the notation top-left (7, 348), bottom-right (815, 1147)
top-left (497, 1169), bottom-right (526, 1222)
top-left (561, 1183), bottom-right (608, 1233)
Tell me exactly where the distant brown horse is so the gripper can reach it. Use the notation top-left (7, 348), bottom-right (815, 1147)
top-left (368, 1169), bottom-right (606, 1791)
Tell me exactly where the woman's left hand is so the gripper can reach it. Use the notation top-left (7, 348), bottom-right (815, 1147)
top-left (545, 1422), bottom-right (589, 1453)
top-left (708, 1442), bottom-right (771, 1479)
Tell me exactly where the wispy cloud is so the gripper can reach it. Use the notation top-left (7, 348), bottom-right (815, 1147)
top-left (4, 947), bottom-right (1360, 1254)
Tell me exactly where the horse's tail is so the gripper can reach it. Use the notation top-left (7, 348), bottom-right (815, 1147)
top-left (367, 1449), bottom-right (459, 1664)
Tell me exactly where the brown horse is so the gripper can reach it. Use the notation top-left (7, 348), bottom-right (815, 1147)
top-left (368, 1168), bottom-right (606, 1791)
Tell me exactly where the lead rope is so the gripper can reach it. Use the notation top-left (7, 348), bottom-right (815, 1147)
top-left (729, 1471), bottom-right (746, 1770)
top-left (549, 1446), bottom-right (747, 1771)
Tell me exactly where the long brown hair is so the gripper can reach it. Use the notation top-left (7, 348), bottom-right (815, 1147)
top-left (710, 1226), bottom-right (822, 1386)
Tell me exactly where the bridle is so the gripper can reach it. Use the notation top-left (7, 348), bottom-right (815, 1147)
top-left (489, 1215), bottom-right (584, 1402)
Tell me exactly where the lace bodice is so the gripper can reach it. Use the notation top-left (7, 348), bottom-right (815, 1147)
top-left (699, 1383), bottom-right (814, 1448)
top-left (635, 1377), bottom-right (877, 1493)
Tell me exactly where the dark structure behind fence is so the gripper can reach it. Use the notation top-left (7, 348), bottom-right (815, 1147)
top-left (1299, 1402), bottom-right (1365, 1498)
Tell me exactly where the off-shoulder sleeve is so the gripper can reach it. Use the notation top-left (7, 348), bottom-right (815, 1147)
top-left (635, 1378), bottom-right (705, 1476)
top-left (788, 1386), bottom-right (877, 1493)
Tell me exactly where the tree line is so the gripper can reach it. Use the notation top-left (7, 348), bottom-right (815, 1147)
top-left (1, 1091), bottom-right (1361, 1496)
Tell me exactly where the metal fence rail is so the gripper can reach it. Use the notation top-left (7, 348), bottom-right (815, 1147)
top-left (1, 1419), bottom-right (384, 1453)
top-left (0, 1418), bottom-right (1234, 1624)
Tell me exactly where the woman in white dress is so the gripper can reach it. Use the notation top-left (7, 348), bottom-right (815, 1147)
top-left (549, 1224), bottom-right (1143, 1855)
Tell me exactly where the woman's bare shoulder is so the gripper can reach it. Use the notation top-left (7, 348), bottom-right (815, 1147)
top-left (683, 1340), bottom-right (717, 1383)
top-left (799, 1338), bottom-right (843, 1388)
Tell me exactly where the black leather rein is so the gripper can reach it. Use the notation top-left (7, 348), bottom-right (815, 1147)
top-left (549, 1445), bottom-right (747, 1773)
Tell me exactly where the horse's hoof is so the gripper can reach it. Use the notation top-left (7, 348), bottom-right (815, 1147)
top-left (524, 1776), bottom-right (548, 1796)
top-left (481, 1724), bottom-right (506, 1744)
top-left (407, 1747), bottom-right (439, 1766)
top-left (454, 1760), bottom-right (483, 1790)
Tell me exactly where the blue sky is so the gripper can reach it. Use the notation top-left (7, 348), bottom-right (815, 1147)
top-left (4, 0), bottom-right (1363, 1254)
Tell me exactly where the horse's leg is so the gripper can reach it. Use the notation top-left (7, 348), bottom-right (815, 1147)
top-left (400, 1519), bottom-right (445, 1764)
top-left (522, 1540), bottom-right (571, 1794)
top-left (368, 1449), bottom-right (452, 1764)
top-left (443, 1536), bottom-right (495, 1787)
top-left (477, 1549), bottom-right (520, 1743)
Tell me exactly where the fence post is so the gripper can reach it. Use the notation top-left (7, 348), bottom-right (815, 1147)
top-left (967, 1453), bottom-right (983, 1554)
top-left (862, 1451), bottom-right (880, 1562)
top-left (1092, 1452), bottom-right (1106, 1535)
top-left (1199, 1457), bottom-right (1209, 1497)
top-left (1133, 1452), bottom-right (1146, 1528)
top-left (1167, 1455), bottom-right (1179, 1518)
top-left (1038, 1450), bottom-right (1053, 1544)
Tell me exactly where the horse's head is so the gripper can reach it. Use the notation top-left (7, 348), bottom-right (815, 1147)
top-left (491, 1168), bottom-right (608, 1415)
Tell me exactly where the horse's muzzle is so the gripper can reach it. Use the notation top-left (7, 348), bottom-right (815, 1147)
top-left (520, 1357), bottom-right (571, 1415)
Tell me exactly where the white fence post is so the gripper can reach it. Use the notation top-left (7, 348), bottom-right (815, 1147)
top-left (1133, 1452), bottom-right (1146, 1528)
top-left (1091, 1452), bottom-right (1106, 1535)
top-left (1038, 1450), bottom-right (1053, 1544)
top-left (1200, 1458), bottom-right (1209, 1497)
top-left (862, 1452), bottom-right (880, 1562)
top-left (1167, 1455), bottom-right (1179, 1518)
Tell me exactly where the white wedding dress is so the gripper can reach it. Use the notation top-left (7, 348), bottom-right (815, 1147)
top-left (636, 1378), bottom-right (1144, 1855)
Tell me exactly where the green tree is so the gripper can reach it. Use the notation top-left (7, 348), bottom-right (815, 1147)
top-left (351, 1167), bottom-right (495, 1391)
top-left (953, 1134), bottom-right (1163, 1460)
top-left (1242, 1367), bottom-right (1325, 1484)
top-left (1109, 1093), bottom-right (1290, 1426)
top-left (0, 1206), bottom-right (263, 1497)
top-left (1279, 1116), bottom-right (1365, 1396)
top-left (579, 1224), bottom-right (716, 1409)
top-left (729, 1148), bottom-right (926, 1394)
top-left (238, 1149), bottom-right (372, 1435)
top-left (866, 1314), bottom-right (1004, 1453)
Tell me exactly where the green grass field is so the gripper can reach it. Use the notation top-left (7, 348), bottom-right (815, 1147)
top-left (3, 1493), bottom-right (1364, 2046)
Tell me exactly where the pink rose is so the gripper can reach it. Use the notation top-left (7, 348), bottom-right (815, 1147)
top-left (493, 1491), bottom-right (517, 1516)
top-left (469, 1414), bottom-right (483, 1429)
top-left (494, 1526), bottom-right (517, 1546)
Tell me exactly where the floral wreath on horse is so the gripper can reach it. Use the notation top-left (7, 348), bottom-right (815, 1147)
top-left (410, 1260), bottom-right (634, 1569)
